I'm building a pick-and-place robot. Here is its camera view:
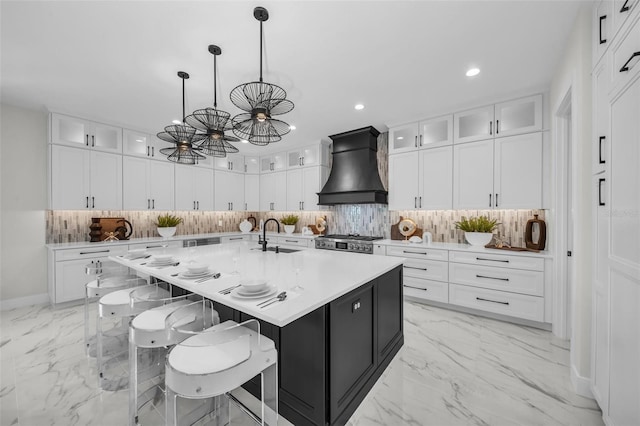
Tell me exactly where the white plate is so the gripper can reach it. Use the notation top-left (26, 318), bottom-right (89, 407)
top-left (236, 285), bottom-right (273, 297)
top-left (124, 251), bottom-right (147, 260)
top-left (185, 263), bottom-right (208, 274)
top-left (147, 258), bottom-right (177, 267)
top-left (152, 254), bottom-right (173, 261)
top-left (178, 270), bottom-right (212, 279)
top-left (231, 285), bottom-right (277, 300)
top-left (238, 279), bottom-right (268, 293)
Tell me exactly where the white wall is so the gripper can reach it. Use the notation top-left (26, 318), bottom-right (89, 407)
top-left (0, 104), bottom-right (49, 307)
top-left (549, 4), bottom-right (592, 392)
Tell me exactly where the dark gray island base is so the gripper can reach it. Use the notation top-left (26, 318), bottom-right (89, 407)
top-left (208, 265), bottom-right (403, 426)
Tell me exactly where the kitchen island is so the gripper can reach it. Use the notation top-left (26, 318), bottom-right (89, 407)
top-left (111, 244), bottom-right (404, 426)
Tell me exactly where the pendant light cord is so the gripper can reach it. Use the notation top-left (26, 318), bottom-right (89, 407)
top-left (213, 53), bottom-right (218, 108)
top-left (182, 77), bottom-right (186, 123)
top-left (259, 20), bottom-right (263, 83)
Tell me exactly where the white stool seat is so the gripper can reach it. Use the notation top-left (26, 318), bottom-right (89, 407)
top-left (130, 300), bottom-right (192, 349)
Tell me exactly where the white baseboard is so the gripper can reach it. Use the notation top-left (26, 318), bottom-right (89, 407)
top-left (0, 293), bottom-right (49, 311)
top-left (571, 363), bottom-right (594, 399)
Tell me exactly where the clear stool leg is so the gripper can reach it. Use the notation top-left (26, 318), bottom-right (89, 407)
top-left (84, 292), bottom-right (91, 355)
top-left (165, 387), bottom-right (177, 426)
top-left (129, 331), bottom-right (137, 426)
top-left (261, 362), bottom-right (278, 426)
top-left (97, 304), bottom-right (104, 387)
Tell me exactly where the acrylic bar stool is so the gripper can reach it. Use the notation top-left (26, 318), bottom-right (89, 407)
top-left (129, 298), bottom-right (220, 426)
top-left (85, 261), bottom-right (144, 356)
top-left (97, 280), bottom-right (172, 391)
top-left (165, 319), bottom-right (278, 426)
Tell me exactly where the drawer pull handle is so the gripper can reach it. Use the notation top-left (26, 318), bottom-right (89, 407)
top-left (476, 257), bottom-right (509, 263)
top-left (146, 245), bottom-right (163, 249)
top-left (285, 240), bottom-right (298, 243)
top-left (404, 285), bottom-right (427, 291)
top-left (403, 250), bottom-right (428, 255)
top-left (404, 266), bottom-right (428, 271)
top-left (476, 274), bottom-right (509, 282)
top-left (79, 250), bottom-right (110, 255)
top-left (619, 51), bottom-right (640, 73)
top-left (476, 297), bottom-right (509, 305)
top-left (228, 237), bottom-right (243, 241)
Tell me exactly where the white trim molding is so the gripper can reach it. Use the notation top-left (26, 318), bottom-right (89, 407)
top-left (571, 363), bottom-right (595, 399)
top-left (0, 293), bottom-right (49, 311)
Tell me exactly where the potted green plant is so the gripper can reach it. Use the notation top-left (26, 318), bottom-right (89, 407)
top-left (280, 214), bottom-right (299, 234)
top-left (155, 213), bottom-right (183, 239)
top-left (454, 216), bottom-right (499, 246)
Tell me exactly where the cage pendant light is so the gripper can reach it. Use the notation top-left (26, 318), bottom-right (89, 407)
top-left (157, 71), bottom-right (206, 165)
top-left (186, 45), bottom-right (240, 158)
top-left (230, 6), bottom-right (294, 146)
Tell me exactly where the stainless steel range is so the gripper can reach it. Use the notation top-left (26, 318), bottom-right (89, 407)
top-left (315, 234), bottom-right (383, 254)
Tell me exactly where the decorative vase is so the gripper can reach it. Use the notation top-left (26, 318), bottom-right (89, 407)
top-left (157, 226), bottom-right (176, 238)
top-left (525, 214), bottom-right (546, 250)
top-left (284, 225), bottom-right (295, 234)
top-left (465, 232), bottom-right (494, 246)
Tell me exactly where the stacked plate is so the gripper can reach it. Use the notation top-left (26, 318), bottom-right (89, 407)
top-left (146, 254), bottom-right (177, 267)
top-left (231, 280), bottom-right (277, 299)
top-left (178, 263), bottom-right (212, 280)
top-left (123, 250), bottom-right (148, 260)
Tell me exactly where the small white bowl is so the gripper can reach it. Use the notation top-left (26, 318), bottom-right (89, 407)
top-left (186, 263), bottom-right (208, 274)
top-left (239, 279), bottom-right (268, 293)
top-left (153, 254), bottom-right (173, 261)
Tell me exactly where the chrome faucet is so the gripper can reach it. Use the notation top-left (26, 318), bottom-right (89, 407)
top-left (261, 218), bottom-right (280, 252)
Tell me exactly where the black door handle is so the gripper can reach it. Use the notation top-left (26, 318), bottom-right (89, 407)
top-left (620, 0), bottom-right (630, 12)
top-left (599, 15), bottom-right (607, 44)
top-left (476, 297), bottom-right (509, 305)
top-left (599, 136), bottom-right (606, 164)
top-left (496, 120), bottom-right (499, 134)
top-left (598, 178), bottom-right (606, 206)
top-left (620, 51), bottom-right (640, 73)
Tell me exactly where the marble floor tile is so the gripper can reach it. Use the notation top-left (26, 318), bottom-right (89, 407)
top-left (0, 300), bottom-right (603, 425)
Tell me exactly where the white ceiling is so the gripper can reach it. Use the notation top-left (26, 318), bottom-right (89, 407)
top-left (1, 0), bottom-right (586, 155)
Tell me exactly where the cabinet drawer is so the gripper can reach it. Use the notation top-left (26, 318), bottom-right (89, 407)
top-left (55, 246), bottom-right (128, 261)
top-left (611, 13), bottom-right (640, 91)
top-left (128, 241), bottom-right (183, 251)
top-left (402, 258), bottom-right (448, 282)
top-left (276, 236), bottom-right (307, 246)
top-left (403, 277), bottom-right (448, 303)
top-left (221, 235), bottom-right (251, 243)
top-left (387, 245), bottom-right (448, 261)
top-left (449, 263), bottom-right (543, 296)
top-left (448, 250), bottom-right (544, 271)
top-left (449, 284), bottom-right (544, 322)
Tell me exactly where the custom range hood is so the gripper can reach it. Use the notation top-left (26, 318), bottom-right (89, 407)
top-left (318, 126), bottom-right (388, 205)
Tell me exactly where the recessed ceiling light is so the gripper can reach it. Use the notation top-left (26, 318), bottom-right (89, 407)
top-left (172, 119), bottom-right (181, 124)
top-left (354, 104), bottom-right (365, 110)
top-left (289, 125), bottom-right (296, 130)
top-left (397, 136), bottom-right (404, 140)
top-left (466, 68), bottom-right (480, 77)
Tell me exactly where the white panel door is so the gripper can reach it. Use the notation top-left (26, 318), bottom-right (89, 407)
top-left (593, 56), bottom-right (612, 174)
top-left (90, 151), bottom-right (122, 210)
top-left (272, 171), bottom-right (287, 211)
top-left (453, 140), bottom-right (494, 209)
top-left (91, 122), bottom-right (122, 153)
top-left (286, 169), bottom-right (303, 210)
top-left (123, 156), bottom-right (149, 210)
top-left (494, 94), bottom-right (542, 137)
top-left (494, 133), bottom-right (542, 209)
top-left (194, 167), bottom-right (214, 211)
top-left (244, 157), bottom-right (260, 174)
top-left (420, 115), bottom-right (453, 148)
top-left (148, 161), bottom-right (174, 210)
top-left (214, 170), bottom-right (232, 211)
top-left (51, 114), bottom-right (90, 148)
top-left (50, 145), bottom-right (90, 209)
top-left (244, 174), bottom-right (260, 211)
top-left (388, 123), bottom-right (419, 154)
top-left (229, 172), bottom-right (244, 211)
top-left (123, 129), bottom-right (150, 158)
top-left (302, 166), bottom-right (327, 210)
top-left (55, 258), bottom-right (93, 303)
top-left (388, 152), bottom-right (419, 210)
top-left (260, 173), bottom-right (275, 211)
top-left (175, 165), bottom-right (196, 210)
top-left (419, 146), bottom-right (453, 210)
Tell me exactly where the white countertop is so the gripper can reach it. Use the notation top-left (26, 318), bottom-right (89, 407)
top-left (46, 231), bottom-right (317, 250)
top-left (110, 243), bottom-right (403, 327)
top-left (377, 239), bottom-right (552, 258)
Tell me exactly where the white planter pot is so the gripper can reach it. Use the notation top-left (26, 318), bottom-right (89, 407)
top-left (284, 225), bottom-right (295, 234)
top-left (464, 232), bottom-right (493, 246)
top-left (157, 226), bottom-right (176, 238)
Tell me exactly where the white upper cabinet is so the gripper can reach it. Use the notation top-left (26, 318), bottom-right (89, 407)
top-left (419, 146), bottom-right (453, 210)
top-left (454, 95), bottom-right (542, 143)
top-left (122, 156), bottom-right (174, 210)
top-left (260, 171), bottom-right (287, 211)
top-left (454, 105), bottom-right (494, 144)
top-left (260, 152), bottom-right (287, 173)
top-left (286, 166), bottom-right (328, 210)
top-left (612, 0), bottom-right (639, 38)
top-left (388, 115), bottom-right (453, 155)
top-left (453, 140), bottom-right (495, 209)
top-left (50, 113), bottom-right (122, 154)
top-left (123, 129), bottom-right (167, 160)
top-left (453, 133), bottom-right (543, 210)
top-left (214, 170), bottom-right (244, 211)
top-left (214, 153), bottom-right (243, 172)
top-left (244, 156), bottom-right (260, 174)
top-left (388, 152), bottom-right (420, 210)
top-left (493, 133), bottom-right (543, 209)
top-left (50, 145), bottom-right (121, 210)
top-left (244, 174), bottom-right (260, 211)
top-left (593, 54), bottom-right (612, 175)
top-left (593, 0), bottom-right (614, 66)
top-left (287, 141), bottom-right (330, 168)
top-left (175, 165), bottom-right (214, 211)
